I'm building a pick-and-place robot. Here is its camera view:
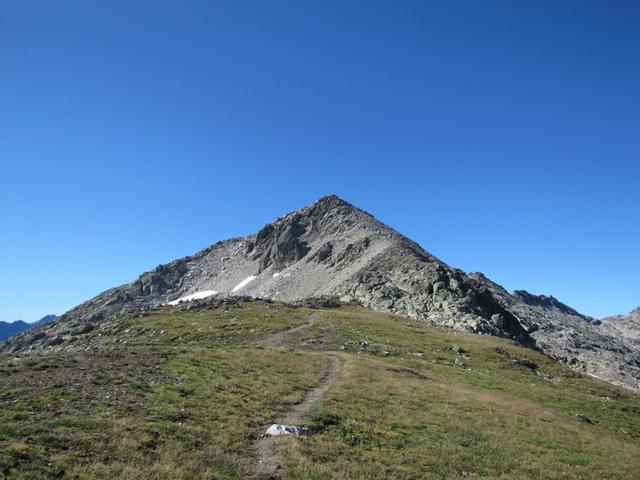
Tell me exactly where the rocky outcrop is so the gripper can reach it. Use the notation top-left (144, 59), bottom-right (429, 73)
top-left (252, 218), bottom-right (311, 272)
top-left (2, 195), bottom-right (638, 392)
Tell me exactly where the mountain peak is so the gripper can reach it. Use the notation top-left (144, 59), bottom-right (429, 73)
top-left (305, 194), bottom-right (368, 218)
top-left (2, 197), bottom-right (639, 392)
top-left (313, 193), bottom-right (345, 205)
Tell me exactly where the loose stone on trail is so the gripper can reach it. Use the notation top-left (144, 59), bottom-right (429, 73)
top-left (264, 424), bottom-right (312, 437)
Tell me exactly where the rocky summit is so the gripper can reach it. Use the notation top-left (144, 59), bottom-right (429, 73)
top-left (2, 195), bottom-right (638, 392)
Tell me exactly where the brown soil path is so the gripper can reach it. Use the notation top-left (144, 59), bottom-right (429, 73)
top-left (253, 314), bottom-right (341, 479)
top-left (256, 313), bottom-right (317, 348)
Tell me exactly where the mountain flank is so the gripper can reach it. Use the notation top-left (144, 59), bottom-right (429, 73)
top-left (602, 307), bottom-right (640, 343)
top-left (2, 195), bottom-right (638, 392)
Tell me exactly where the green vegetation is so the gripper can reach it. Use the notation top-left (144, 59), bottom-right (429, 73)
top-left (1, 301), bottom-right (639, 479)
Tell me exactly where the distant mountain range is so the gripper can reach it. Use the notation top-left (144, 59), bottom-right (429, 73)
top-left (0, 315), bottom-right (57, 342)
top-left (1, 195), bottom-right (638, 392)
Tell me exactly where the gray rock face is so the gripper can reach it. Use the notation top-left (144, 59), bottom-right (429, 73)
top-left (2, 195), bottom-right (638, 392)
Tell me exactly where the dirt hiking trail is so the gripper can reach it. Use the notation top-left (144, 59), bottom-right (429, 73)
top-left (253, 314), bottom-right (341, 479)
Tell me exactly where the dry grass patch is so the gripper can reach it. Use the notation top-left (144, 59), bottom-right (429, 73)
top-left (2, 302), bottom-right (639, 479)
top-left (0, 346), bottom-right (327, 479)
top-left (281, 354), bottom-right (640, 479)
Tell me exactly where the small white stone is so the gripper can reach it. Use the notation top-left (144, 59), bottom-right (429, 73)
top-left (264, 424), bottom-right (312, 437)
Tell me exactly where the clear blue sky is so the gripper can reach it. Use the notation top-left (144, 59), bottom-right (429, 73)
top-left (1, 1), bottom-right (638, 322)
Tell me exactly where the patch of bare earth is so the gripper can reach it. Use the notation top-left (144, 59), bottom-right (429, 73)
top-left (257, 313), bottom-right (317, 348)
top-left (0, 348), bottom-right (171, 412)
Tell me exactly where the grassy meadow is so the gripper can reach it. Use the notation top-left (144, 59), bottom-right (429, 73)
top-left (1, 301), bottom-right (638, 479)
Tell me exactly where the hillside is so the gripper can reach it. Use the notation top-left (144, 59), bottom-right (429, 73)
top-left (1, 300), bottom-right (639, 479)
top-left (2, 195), bottom-right (638, 392)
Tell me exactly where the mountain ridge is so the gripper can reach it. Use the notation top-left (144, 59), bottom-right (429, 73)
top-left (0, 321), bottom-right (31, 342)
top-left (0, 315), bottom-right (57, 342)
top-left (2, 195), bottom-right (638, 392)
top-left (602, 307), bottom-right (640, 343)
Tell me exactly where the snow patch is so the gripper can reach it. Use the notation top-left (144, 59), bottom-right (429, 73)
top-left (232, 275), bottom-right (256, 292)
top-left (167, 290), bottom-right (218, 306)
top-left (272, 272), bottom-right (292, 279)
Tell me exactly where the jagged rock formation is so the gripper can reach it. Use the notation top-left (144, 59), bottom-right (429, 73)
top-left (2, 195), bottom-right (638, 392)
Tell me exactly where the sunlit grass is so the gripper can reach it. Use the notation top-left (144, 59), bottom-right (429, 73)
top-left (1, 301), bottom-right (638, 479)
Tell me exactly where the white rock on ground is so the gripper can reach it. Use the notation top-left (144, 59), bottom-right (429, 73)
top-left (264, 424), bottom-right (312, 437)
